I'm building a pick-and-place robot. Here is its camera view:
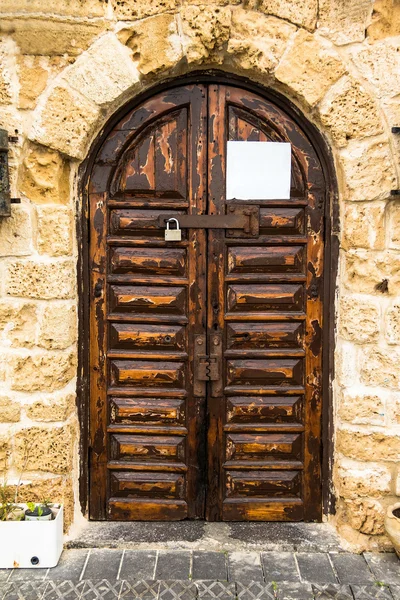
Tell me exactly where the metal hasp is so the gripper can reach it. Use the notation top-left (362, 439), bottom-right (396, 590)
top-left (158, 204), bottom-right (259, 238)
top-left (193, 333), bottom-right (223, 397)
top-left (0, 129), bottom-right (11, 217)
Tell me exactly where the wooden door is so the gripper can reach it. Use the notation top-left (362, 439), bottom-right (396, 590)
top-left (88, 83), bottom-right (325, 522)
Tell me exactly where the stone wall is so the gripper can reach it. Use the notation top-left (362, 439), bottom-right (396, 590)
top-left (0, 0), bottom-right (399, 549)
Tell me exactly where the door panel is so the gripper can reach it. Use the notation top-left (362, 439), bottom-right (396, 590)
top-left (88, 82), bottom-right (324, 522)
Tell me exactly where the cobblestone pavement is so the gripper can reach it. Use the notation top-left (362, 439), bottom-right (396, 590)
top-left (0, 550), bottom-right (400, 599)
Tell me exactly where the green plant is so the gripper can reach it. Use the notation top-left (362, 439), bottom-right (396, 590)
top-left (26, 502), bottom-right (43, 517)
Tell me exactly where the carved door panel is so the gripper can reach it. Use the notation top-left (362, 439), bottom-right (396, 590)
top-left (88, 83), bottom-right (325, 521)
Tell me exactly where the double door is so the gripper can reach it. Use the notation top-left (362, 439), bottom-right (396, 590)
top-left (88, 83), bottom-right (325, 521)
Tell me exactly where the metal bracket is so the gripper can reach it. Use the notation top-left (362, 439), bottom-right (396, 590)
top-left (0, 129), bottom-right (11, 217)
top-left (193, 333), bottom-right (223, 396)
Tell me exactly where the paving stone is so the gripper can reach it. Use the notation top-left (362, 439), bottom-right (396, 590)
top-left (42, 580), bottom-right (86, 599)
top-left (192, 552), bottom-right (227, 581)
top-left (312, 584), bottom-right (353, 599)
top-left (390, 586), bottom-right (400, 600)
top-left (261, 552), bottom-right (299, 582)
top-left (236, 581), bottom-right (275, 599)
top-left (0, 573), bottom-right (11, 583)
top-left (155, 553), bottom-right (191, 580)
top-left (195, 581), bottom-right (236, 598)
top-left (296, 554), bottom-right (337, 584)
top-left (81, 551), bottom-right (123, 581)
top-left (80, 580), bottom-right (122, 599)
top-left (228, 553), bottom-right (264, 583)
top-left (351, 584), bottom-right (394, 599)
top-left (46, 550), bottom-right (89, 581)
top-left (9, 568), bottom-right (49, 581)
top-left (119, 580), bottom-right (160, 599)
top-left (364, 554), bottom-right (400, 586)
top-left (330, 553), bottom-right (374, 585)
top-left (158, 580), bottom-right (197, 600)
top-left (119, 551), bottom-right (157, 580)
top-left (275, 582), bottom-right (314, 599)
top-left (2, 581), bottom-right (49, 599)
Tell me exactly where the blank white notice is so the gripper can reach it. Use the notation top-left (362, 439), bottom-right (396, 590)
top-left (226, 141), bottom-right (291, 200)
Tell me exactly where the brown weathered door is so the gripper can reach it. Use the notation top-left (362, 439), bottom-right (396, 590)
top-left (88, 83), bottom-right (325, 522)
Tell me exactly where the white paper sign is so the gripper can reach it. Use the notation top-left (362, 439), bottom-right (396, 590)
top-left (226, 141), bottom-right (291, 200)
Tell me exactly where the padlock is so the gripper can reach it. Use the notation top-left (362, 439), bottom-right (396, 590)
top-left (164, 218), bottom-right (182, 241)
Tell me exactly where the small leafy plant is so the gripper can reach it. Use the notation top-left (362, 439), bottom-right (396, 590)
top-left (26, 502), bottom-right (44, 517)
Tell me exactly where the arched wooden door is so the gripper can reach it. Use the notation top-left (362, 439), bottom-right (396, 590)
top-left (87, 83), bottom-right (325, 521)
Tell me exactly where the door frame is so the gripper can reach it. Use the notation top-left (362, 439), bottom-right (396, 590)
top-left (76, 71), bottom-right (339, 520)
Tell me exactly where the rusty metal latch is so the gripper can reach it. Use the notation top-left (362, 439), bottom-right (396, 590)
top-left (194, 334), bottom-right (223, 397)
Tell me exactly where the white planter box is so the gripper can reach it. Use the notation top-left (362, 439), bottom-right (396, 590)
top-left (0, 505), bottom-right (63, 569)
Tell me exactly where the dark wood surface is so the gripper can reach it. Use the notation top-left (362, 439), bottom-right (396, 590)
top-left (88, 83), bottom-right (325, 522)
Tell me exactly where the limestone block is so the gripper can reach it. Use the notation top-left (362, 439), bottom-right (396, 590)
top-left (1, 18), bottom-right (107, 57)
top-left (335, 341), bottom-right (359, 387)
top-left (0, 435), bottom-right (10, 464)
top-left (0, 40), bottom-right (14, 105)
top-left (344, 249), bottom-right (400, 295)
top-left (396, 468), bottom-right (400, 496)
top-left (385, 301), bottom-right (400, 345)
top-left (342, 202), bottom-right (385, 251)
top-left (318, 0), bottom-right (373, 45)
top-left (10, 351), bottom-right (76, 392)
top-left (345, 498), bottom-right (385, 535)
top-left (180, 5), bottom-right (231, 64)
top-left (118, 14), bottom-right (183, 75)
top-left (17, 56), bottom-right (49, 110)
top-left (38, 303), bottom-right (76, 350)
top-left (388, 202), bottom-right (400, 250)
top-left (25, 392), bottom-right (75, 422)
top-left (0, 205), bottom-right (33, 257)
top-left (361, 346), bottom-right (400, 389)
top-left (275, 31), bottom-right (345, 107)
top-left (63, 33), bottom-right (140, 107)
top-left (338, 389), bottom-right (385, 426)
top-left (367, 0), bottom-right (400, 41)
top-left (336, 458), bottom-right (391, 498)
top-left (349, 39), bottom-right (400, 100)
top-left (337, 429), bottom-right (400, 462)
top-left (14, 425), bottom-right (75, 474)
top-left (227, 9), bottom-right (296, 74)
top-left (30, 85), bottom-right (100, 160)
top-left (19, 143), bottom-right (70, 205)
top-left (319, 76), bottom-right (383, 148)
top-left (340, 138), bottom-right (396, 201)
top-left (5, 259), bottom-right (75, 300)
top-left (112, 0), bottom-right (180, 20)
top-left (0, 300), bottom-right (37, 348)
top-left (0, 0), bottom-right (106, 17)
top-left (386, 392), bottom-right (400, 426)
top-left (0, 396), bottom-right (21, 423)
top-left (258, 0), bottom-right (317, 29)
top-left (37, 206), bottom-right (73, 257)
top-left (339, 295), bottom-right (380, 343)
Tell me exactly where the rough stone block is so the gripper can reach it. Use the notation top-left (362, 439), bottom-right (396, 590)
top-left (14, 473), bottom-right (74, 528)
top-left (361, 346), bottom-right (400, 389)
top-left (385, 301), bottom-right (400, 345)
top-left (339, 295), bottom-right (380, 343)
top-left (335, 342), bottom-right (358, 387)
top-left (349, 39), bottom-right (400, 100)
top-left (0, 0), bottom-right (106, 17)
top-left (19, 142), bottom-right (70, 205)
top-left (318, 0), bottom-right (373, 44)
top-left (342, 202), bottom-right (385, 250)
top-left (367, 0), bottom-right (400, 41)
top-left (63, 33), bottom-right (140, 106)
top-left (275, 30), bottom-right (346, 107)
top-left (0, 434), bottom-right (10, 463)
top-left (337, 429), bottom-right (400, 462)
top-left (319, 76), bottom-right (383, 148)
top-left (344, 498), bottom-right (385, 535)
top-left (1, 18), bottom-right (106, 56)
top-left (0, 396), bottom-right (21, 423)
top-left (112, 0), bottom-right (180, 20)
top-left (17, 56), bottom-right (49, 110)
top-left (258, 0), bottom-right (317, 29)
top-left (344, 250), bottom-right (400, 296)
top-left (118, 14), bottom-right (183, 75)
top-left (0, 205), bottom-right (33, 257)
top-left (37, 206), bottom-right (73, 257)
top-left (25, 392), bottom-right (75, 423)
top-left (6, 259), bottom-right (75, 299)
top-left (0, 40), bottom-right (14, 105)
top-left (387, 201), bottom-right (400, 250)
top-left (10, 350), bottom-right (76, 392)
top-left (337, 389), bottom-right (385, 426)
top-left (14, 425), bottom-right (75, 474)
top-left (339, 139), bottom-right (396, 202)
top-left (228, 9), bottom-right (296, 74)
top-left (38, 302), bottom-right (76, 349)
top-left (180, 5), bottom-right (231, 64)
top-left (386, 392), bottom-right (400, 426)
top-left (30, 85), bottom-right (100, 159)
top-left (0, 300), bottom-right (37, 347)
top-left (336, 458), bottom-right (391, 498)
